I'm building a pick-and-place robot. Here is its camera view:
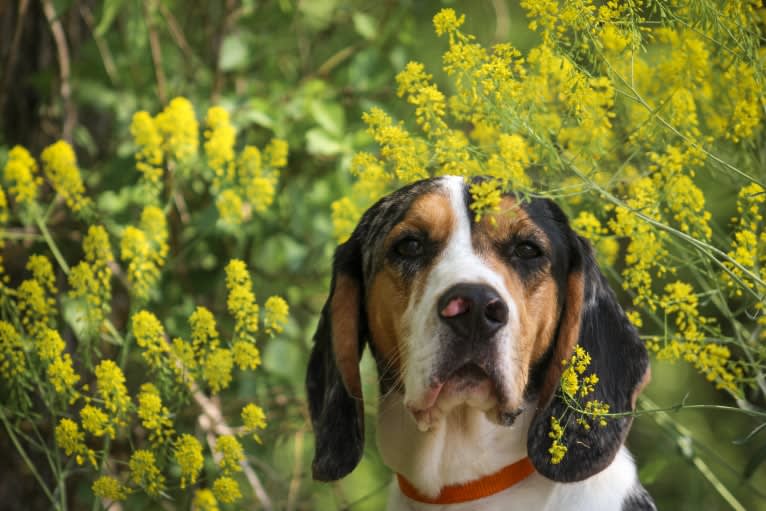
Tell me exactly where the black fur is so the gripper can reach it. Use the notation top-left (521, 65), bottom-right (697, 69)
top-left (622, 485), bottom-right (658, 511)
top-left (306, 238), bottom-right (366, 481)
top-left (306, 179), bottom-right (439, 481)
top-left (526, 203), bottom-right (650, 483)
top-left (308, 179), bottom-right (652, 501)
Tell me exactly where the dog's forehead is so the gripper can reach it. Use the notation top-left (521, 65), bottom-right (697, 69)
top-left (354, 177), bottom-right (574, 281)
top-left (356, 177), bottom-right (450, 279)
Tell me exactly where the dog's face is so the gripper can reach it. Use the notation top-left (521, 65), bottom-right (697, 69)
top-left (307, 176), bottom-right (649, 483)
top-left (364, 176), bottom-right (572, 431)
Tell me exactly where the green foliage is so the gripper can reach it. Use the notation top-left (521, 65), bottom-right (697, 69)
top-left (0, 1), bottom-right (765, 510)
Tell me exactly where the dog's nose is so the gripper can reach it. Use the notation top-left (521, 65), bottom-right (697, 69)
top-left (437, 283), bottom-right (508, 339)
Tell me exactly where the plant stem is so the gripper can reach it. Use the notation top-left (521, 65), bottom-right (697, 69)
top-left (36, 217), bottom-right (70, 274)
top-left (0, 406), bottom-right (59, 508)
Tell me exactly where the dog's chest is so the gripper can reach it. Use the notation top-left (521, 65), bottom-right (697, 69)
top-left (385, 447), bottom-right (640, 511)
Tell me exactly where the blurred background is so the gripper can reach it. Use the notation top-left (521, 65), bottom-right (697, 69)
top-left (1, 0), bottom-right (765, 509)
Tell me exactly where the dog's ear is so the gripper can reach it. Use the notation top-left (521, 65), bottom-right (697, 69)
top-left (306, 233), bottom-right (368, 481)
top-left (527, 231), bottom-right (650, 482)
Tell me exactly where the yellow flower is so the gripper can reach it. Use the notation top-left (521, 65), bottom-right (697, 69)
top-left (193, 489), bottom-right (220, 511)
top-left (547, 416), bottom-right (567, 464)
top-left (3, 145), bottom-right (41, 207)
top-left (17, 278), bottom-right (55, 338)
top-left (216, 188), bottom-right (246, 225)
top-left (47, 354), bottom-right (80, 397)
top-left (212, 476), bottom-right (242, 504)
top-left (204, 348), bottom-right (233, 394)
top-left (469, 179), bottom-right (502, 223)
top-left (232, 340), bottom-right (261, 371)
top-left (175, 434), bottom-right (204, 488)
top-left (137, 383), bottom-right (174, 446)
top-left (40, 140), bottom-right (89, 212)
top-left (225, 260), bottom-right (259, 344)
top-left (80, 404), bottom-right (114, 439)
top-left (129, 449), bottom-right (165, 497)
top-left (215, 434), bottom-right (244, 473)
top-left (36, 328), bottom-right (65, 361)
top-left (155, 97), bottom-right (199, 162)
top-left (55, 418), bottom-right (96, 467)
top-left (433, 8), bottom-right (465, 36)
top-left (239, 144), bottom-right (279, 213)
top-left (132, 310), bottom-right (169, 369)
top-left (264, 295), bottom-right (289, 335)
top-left (264, 138), bottom-right (288, 169)
top-left (485, 134), bottom-right (533, 189)
top-left (331, 196), bottom-right (363, 244)
top-left (190, 306), bottom-right (220, 357)
top-left (560, 366), bottom-right (578, 398)
top-left (68, 225), bottom-right (113, 329)
top-left (170, 337), bottom-right (197, 383)
top-left (0, 321), bottom-right (26, 381)
top-left (362, 107), bottom-right (429, 182)
top-left (94, 360), bottom-right (130, 426)
top-left (120, 206), bottom-right (168, 301)
top-left (130, 111), bottom-right (164, 200)
top-left (241, 403), bottom-right (267, 443)
top-left (92, 475), bottom-right (131, 501)
top-left (204, 106), bottom-right (237, 185)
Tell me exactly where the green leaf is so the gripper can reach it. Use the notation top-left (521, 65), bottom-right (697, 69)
top-left (744, 444), bottom-right (766, 480)
top-left (306, 128), bottom-right (343, 156)
top-left (310, 100), bottom-right (345, 137)
top-left (352, 11), bottom-right (377, 40)
top-left (219, 33), bottom-right (249, 72)
top-left (95, 0), bottom-right (127, 36)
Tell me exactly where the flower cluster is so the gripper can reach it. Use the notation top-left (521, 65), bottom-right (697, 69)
top-left (40, 140), bottom-right (90, 212)
top-left (0, 96), bottom-right (286, 508)
top-left (120, 205), bottom-right (168, 301)
top-left (550, 346), bottom-right (610, 464)
top-left (202, 106), bottom-right (287, 225)
top-left (68, 225), bottom-right (113, 332)
top-left (3, 145), bottom-right (41, 208)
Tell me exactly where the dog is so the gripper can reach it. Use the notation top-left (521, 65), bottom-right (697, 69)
top-left (306, 176), bottom-right (656, 510)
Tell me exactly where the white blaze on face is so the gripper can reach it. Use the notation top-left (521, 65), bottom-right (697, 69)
top-left (401, 176), bottom-right (519, 428)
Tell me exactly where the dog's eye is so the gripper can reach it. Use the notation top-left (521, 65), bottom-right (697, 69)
top-left (512, 241), bottom-right (542, 259)
top-left (394, 237), bottom-right (423, 258)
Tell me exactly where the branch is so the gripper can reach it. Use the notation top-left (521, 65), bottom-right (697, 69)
top-left (42, 0), bottom-right (76, 141)
top-left (195, 390), bottom-right (274, 510)
top-left (143, 0), bottom-right (167, 104)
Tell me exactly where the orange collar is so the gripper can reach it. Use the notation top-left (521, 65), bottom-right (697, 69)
top-left (397, 457), bottom-right (535, 505)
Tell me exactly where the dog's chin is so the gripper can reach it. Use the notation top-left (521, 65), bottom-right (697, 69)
top-left (406, 364), bottom-right (524, 432)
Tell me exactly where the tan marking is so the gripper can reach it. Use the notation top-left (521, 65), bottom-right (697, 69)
top-left (472, 197), bottom-right (563, 405)
top-left (539, 270), bottom-right (584, 408)
top-left (367, 268), bottom-right (408, 370)
top-left (631, 365), bottom-right (651, 409)
top-left (367, 191), bottom-right (456, 379)
top-left (331, 274), bottom-right (363, 399)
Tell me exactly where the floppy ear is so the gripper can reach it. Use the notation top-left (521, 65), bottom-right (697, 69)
top-left (306, 235), bottom-right (368, 481)
top-left (527, 232), bottom-right (651, 482)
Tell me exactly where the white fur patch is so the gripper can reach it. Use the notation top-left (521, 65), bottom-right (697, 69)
top-left (400, 176), bottom-right (519, 429)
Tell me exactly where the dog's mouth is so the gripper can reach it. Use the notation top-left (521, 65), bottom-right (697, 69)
top-left (406, 362), bottom-right (522, 431)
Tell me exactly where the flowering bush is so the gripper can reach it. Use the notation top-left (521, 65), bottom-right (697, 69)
top-left (0, 100), bottom-right (289, 509)
top-left (333, 1), bottom-right (766, 495)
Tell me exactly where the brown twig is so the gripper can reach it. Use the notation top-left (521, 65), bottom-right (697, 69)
top-left (143, 0), bottom-right (167, 104)
top-left (492, 0), bottom-right (511, 43)
top-left (285, 427), bottom-right (305, 511)
top-left (79, 4), bottom-right (118, 85)
top-left (157, 3), bottom-right (194, 64)
top-left (195, 391), bottom-right (274, 510)
top-left (42, 0), bottom-right (76, 142)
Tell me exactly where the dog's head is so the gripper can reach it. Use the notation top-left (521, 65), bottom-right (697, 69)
top-left (306, 175), bottom-right (649, 483)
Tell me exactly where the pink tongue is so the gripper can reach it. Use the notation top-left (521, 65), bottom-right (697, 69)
top-left (441, 297), bottom-right (469, 318)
